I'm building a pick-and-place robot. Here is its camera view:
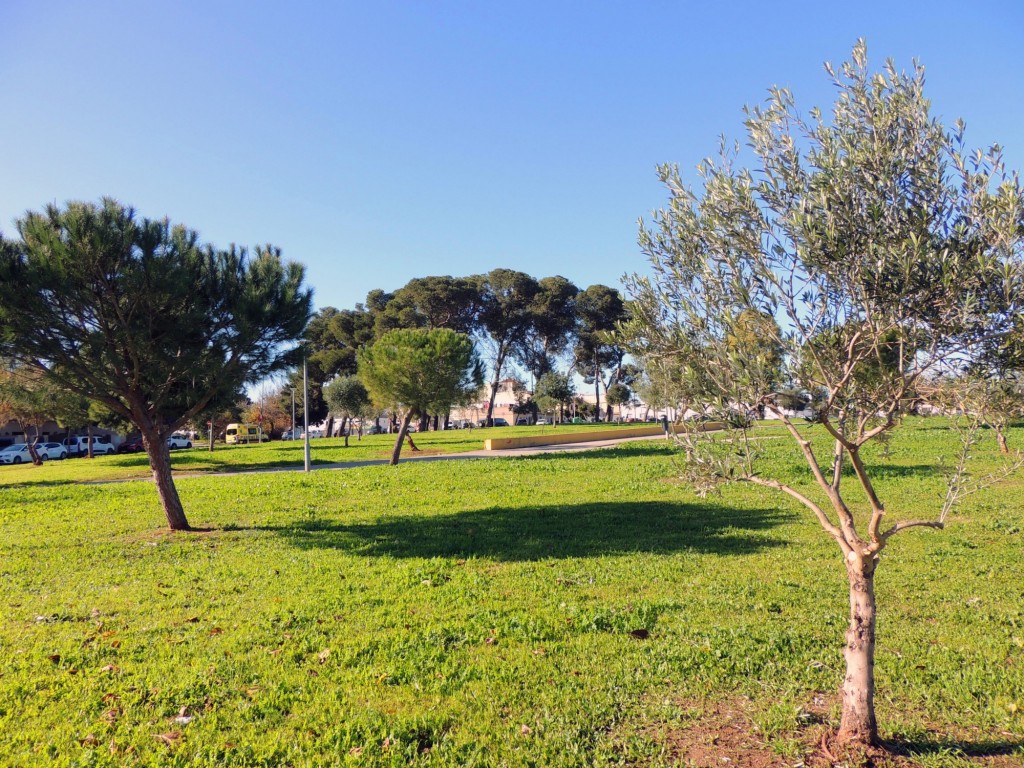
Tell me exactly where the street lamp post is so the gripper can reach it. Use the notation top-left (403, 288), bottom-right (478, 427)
top-left (303, 357), bottom-right (311, 472)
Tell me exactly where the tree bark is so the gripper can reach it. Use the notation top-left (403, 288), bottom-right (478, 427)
top-left (87, 423), bottom-right (94, 459)
top-left (208, 421), bottom-right (215, 452)
top-left (342, 417), bottom-right (349, 447)
top-left (837, 555), bottom-right (878, 747)
top-left (142, 427), bottom-right (191, 530)
top-left (389, 411), bottom-right (414, 465)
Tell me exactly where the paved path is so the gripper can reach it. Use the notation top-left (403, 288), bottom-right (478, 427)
top-left (191, 433), bottom-right (676, 479)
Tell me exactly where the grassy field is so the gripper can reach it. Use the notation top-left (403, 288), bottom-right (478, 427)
top-left (0, 423), bottom-right (650, 487)
top-left (0, 419), bottom-right (1021, 766)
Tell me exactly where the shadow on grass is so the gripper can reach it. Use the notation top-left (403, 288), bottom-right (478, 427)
top-left (0, 478), bottom-right (80, 490)
top-left (886, 735), bottom-right (1023, 760)
top-left (266, 500), bottom-right (791, 561)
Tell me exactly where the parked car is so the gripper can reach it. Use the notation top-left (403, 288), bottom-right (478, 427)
top-left (301, 428), bottom-right (324, 439)
top-left (365, 424), bottom-right (384, 435)
top-left (536, 418), bottom-right (549, 425)
top-left (118, 437), bottom-right (145, 453)
top-left (36, 442), bottom-right (68, 461)
top-left (62, 435), bottom-right (116, 456)
top-left (166, 433), bottom-right (193, 450)
top-left (0, 444), bottom-right (33, 464)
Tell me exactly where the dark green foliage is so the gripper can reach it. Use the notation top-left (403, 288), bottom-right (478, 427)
top-left (0, 198), bottom-right (312, 527)
top-left (358, 328), bottom-right (483, 419)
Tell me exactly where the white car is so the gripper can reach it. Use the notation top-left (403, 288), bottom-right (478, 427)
top-left (166, 433), bottom-right (193, 450)
top-left (62, 436), bottom-right (116, 456)
top-left (36, 442), bottom-right (68, 461)
top-left (0, 444), bottom-right (33, 465)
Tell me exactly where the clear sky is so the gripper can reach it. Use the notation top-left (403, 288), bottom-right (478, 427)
top-left (2, 1), bottom-right (1022, 313)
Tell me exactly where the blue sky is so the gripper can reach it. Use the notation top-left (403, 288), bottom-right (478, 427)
top-left (2, 1), bottom-right (1022, 313)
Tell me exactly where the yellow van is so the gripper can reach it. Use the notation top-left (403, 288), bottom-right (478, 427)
top-left (225, 423), bottom-right (265, 445)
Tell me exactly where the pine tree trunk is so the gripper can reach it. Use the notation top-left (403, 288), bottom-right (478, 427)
top-left (390, 412), bottom-right (414, 465)
top-left (837, 556), bottom-right (878, 747)
top-left (142, 428), bottom-right (191, 530)
top-left (208, 421), bottom-right (215, 452)
top-left (343, 417), bottom-right (349, 447)
top-left (87, 423), bottom-right (94, 459)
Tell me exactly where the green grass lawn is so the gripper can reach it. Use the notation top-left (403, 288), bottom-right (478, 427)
top-left (0, 419), bottom-right (1021, 766)
top-left (0, 423), bottom-right (650, 487)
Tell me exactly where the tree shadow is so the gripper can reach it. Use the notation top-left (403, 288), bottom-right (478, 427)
top-left (885, 735), bottom-right (1023, 760)
top-left (0, 478), bottom-right (79, 490)
top-left (265, 500), bottom-right (792, 561)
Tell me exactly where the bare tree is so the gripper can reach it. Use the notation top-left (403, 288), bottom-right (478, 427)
top-left (623, 41), bottom-right (1023, 749)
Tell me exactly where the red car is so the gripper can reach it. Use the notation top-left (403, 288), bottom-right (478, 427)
top-left (118, 437), bottom-right (145, 453)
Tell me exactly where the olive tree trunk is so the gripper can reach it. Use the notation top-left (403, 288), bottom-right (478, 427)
top-left (142, 427), bottom-right (190, 530)
top-left (837, 555), bottom-right (878, 746)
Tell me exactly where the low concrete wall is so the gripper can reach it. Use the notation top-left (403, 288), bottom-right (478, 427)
top-left (483, 422), bottom-right (724, 451)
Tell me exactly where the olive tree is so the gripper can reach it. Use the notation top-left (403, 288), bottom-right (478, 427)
top-left (623, 42), bottom-right (1023, 748)
top-left (358, 328), bottom-right (482, 464)
top-left (0, 199), bottom-right (312, 530)
top-left (323, 374), bottom-right (372, 446)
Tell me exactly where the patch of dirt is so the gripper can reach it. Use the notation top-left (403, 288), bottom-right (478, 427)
top-left (637, 694), bottom-right (1022, 768)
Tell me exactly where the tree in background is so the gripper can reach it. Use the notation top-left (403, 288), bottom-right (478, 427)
top-left (474, 269), bottom-right (539, 425)
top-left (0, 199), bottom-right (311, 530)
top-left (605, 382), bottom-right (632, 421)
top-left (244, 383), bottom-right (290, 439)
top-left (516, 276), bottom-right (579, 380)
top-left (623, 43), bottom-right (1023, 749)
top-left (359, 328), bottom-right (482, 464)
top-left (533, 371), bottom-right (575, 422)
top-left (378, 276), bottom-right (480, 335)
top-left (0, 364), bottom-right (50, 463)
top-left (574, 284), bottom-right (627, 421)
top-left (323, 374), bottom-right (372, 446)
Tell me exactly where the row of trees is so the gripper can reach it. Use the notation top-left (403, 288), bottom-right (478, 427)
top-left (284, 271), bottom-right (634, 432)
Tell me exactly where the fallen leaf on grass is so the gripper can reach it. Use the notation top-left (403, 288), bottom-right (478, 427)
top-left (47, 654), bottom-right (61, 664)
top-left (317, 648), bottom-right (331, 664)
top-left (244, 686), bottom-right (262, 698)
top-left (101, 708), bottom-right (120, 723)
top-left (209, 627), bottom-right (224, 636)
top-left (184, 616), bottom-right (200, 623)
top-left (101, 693), bottom-right (120, 703)
top-left (154, 731), bottom-right (182, 746)
top-left (99, 664), bottom-right (120, 674)
top-left (629, 629), bottom-right (650, 639)
top-left (349, 746), bottom-right (363, 756)
top-left (520, 724), bottom-right (532, 735)
top-left (78, 733), bottom-right (99, 747)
